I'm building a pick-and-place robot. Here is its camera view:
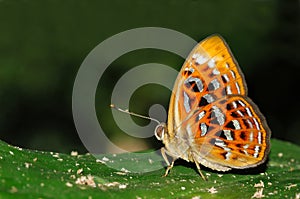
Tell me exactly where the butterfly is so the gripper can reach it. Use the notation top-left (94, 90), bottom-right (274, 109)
top-left (111, 34), bottom-right (271, 180)
top-left (153, 34), bottom-right (271, 180)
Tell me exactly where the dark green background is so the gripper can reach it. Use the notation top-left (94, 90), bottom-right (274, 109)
top-left (0, 0), bottom-right (299, 153)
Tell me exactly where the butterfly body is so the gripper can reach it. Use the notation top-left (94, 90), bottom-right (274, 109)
top-left (154, 35), bottom-right (271, 179)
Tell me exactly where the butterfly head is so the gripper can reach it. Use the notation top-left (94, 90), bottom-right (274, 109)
top-left (154, 123), bottom-right (168, 141)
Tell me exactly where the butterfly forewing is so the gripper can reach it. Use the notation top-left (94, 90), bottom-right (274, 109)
top-left (167, 35), bottom-right (270, 171)
top-left (168, 35), bottom-right (247, 133)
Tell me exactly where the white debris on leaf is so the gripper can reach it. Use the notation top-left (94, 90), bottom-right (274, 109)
top-left (207, 187), bottom-right (218, 194)
top-left (77, 168), bottom-right (83, 175)
top-left (114, 171), bottom-right (127, 176)
top-left (100, 181), bottom-right (127, 189)
top-left (71, 151), bottom-right (78, 156)
top-left (96, 159), bottom-right (106, 164)
top-left (254, 180), bottom-right (264, 188)
top-left (75, 175), bottom-right (96, 188)
top-left (120, 168), bottom-right (130, 173)
top-left (24, 162), bottom-right (31, 169)
top-left (66, 182), bottom-right (73, 187)
top-left (277, 152), bottom-right (283, 157)
top-left (52, 153), bottom-right (59, 158)
top-left (118, 184), bottom-right (127, 189)
top-left (285, 184), bottom-right (297, 190)
top-left (75, 175), bottom-right (128, 190)
top-left (105, 182), bottom-right (120, 187)
top-left (251, 188), bottom-right (265, 198)
top-left (101, 157), bottom-right (110, 162)
top-left (252, 181), bottom-right (265, 198)
top-left (14, 146), bottom-right (23, 151)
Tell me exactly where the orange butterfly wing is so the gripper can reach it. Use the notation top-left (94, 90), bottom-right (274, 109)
top-left (167, 35), bottom-right (270, 170)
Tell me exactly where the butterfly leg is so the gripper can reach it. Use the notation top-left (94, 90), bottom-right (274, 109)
top-left (193, 157), bottom-right (207, 181)
top-left (163, 160), bottom-right (175, 177)
top-left (161, 147), bottom-right (176, 177)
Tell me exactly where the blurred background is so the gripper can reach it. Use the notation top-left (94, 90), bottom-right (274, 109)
top-left (0, 0), bottom-right (299, 154)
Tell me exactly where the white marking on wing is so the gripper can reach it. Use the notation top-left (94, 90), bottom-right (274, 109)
top-left (211, 79), bottom-right (220, 90)
top-left (236, 110), bottom-right (244, 117)
top-left (183, 92), bottom-right (191, 113)
top-left (215, 139), bottom-right (231, 153)
top-left (200, 123), bottom-right (207, 136)
top-left (212, 106), bottom-right (225, 125)
top-left (249, 131), bottom-right (254, 142)
top-left (254, 145), bottom-right (260, 158)
top-left (195, 55), bottom-right (208, 64)
top-left (258, 131), bottom-right (262, 144)
top-left (224, 130), bottom-right (233, 140)
top-left (245, 107), bottom-right (253, 117)
top-left (222, 74), bottom-right (230, 82)
top-left (243, 150), bottom-right (249, 156)
top-left (184, 67), bottom-right (194, 73)
top-left (226, 85), bottom-right (232, 94)
top-left (185, 77), bottom-right (204, 92)
top-left (208, 59), bottom-right (216, 68)
top-left (212, 68), bottom-right (220, 75)
top-left (230, 70), bottom-right (236, 79)
top-left (225, 151), bottom-right (232, 160)
top-left (232, 120), bottom-right (241, 130)
top-left (232, 101), bottom-right (237, 109)
top-left (238, 100), bottom-right (246, 107)
top-left (235, 82), bottom-right (241, 94)
top-left (198, 111), bottom-right (205, 121)
top-left (253, 118), bottom-right (260, 130)
top-left (204, 94), bottom-right (215, 103)
top-left (195, 78), bottom-right (204, 92)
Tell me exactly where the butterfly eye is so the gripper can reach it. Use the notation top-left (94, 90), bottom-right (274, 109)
top-left (154, 123), bottom-right (166, 141)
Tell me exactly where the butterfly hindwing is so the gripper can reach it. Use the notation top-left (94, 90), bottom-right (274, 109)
top-left (192, 96), bottom-right (270, 168)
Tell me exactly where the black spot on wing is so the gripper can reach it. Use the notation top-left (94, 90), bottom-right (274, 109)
top-left (209, 138), bottom-right (215, 145)
top-left (183, 70), bottom-right (192, 77)
top-left (239, 131), bottom-right (246, 141)
top-left (230, 111), bottom-right (239, 118)
top-left (199, 96), bottom-right (209, 107)
top-left (215, 130), bottom-right (227, 140)
top-left (225, 120), bottom-right (235, 129)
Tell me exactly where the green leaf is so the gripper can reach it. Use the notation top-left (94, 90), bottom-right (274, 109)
top-left (0, 139), bottom-right (299, 199)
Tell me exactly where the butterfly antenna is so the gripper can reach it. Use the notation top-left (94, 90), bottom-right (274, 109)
top-left (110, 104), bottom-right (161, 125)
